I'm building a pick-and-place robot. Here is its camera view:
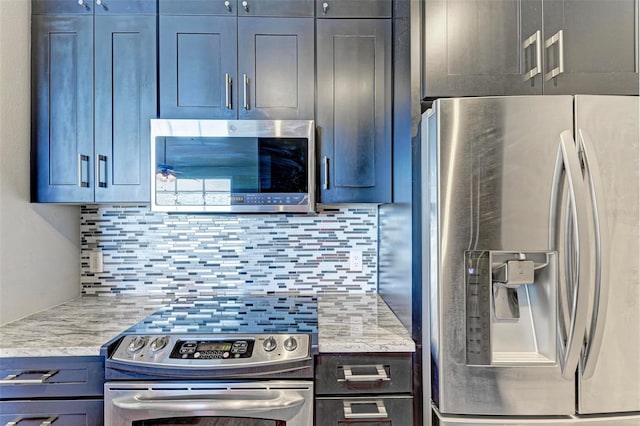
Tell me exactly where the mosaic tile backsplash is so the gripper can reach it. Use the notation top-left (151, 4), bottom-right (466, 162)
top-left (81, 205), bottom-right (378, 296)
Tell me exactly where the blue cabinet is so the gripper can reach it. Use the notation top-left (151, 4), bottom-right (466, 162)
top-left (316, 18), bottom-right (392, 203)
top-left (31, 0), bottom-right (157, 203)
top-left (0, 356), bottom-right (104, 425)
top-left (159, 0), bottom-right (314, 120)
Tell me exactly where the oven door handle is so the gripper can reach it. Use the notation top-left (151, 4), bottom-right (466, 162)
top-left (112, 390), bottom-right (305, 413)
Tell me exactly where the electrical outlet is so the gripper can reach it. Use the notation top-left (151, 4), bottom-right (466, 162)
top-left (89, 249), bottom-right (104, 273)
top-left (349, 250), bottom-right (363, 272)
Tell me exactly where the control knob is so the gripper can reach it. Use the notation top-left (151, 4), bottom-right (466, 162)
top-left (150, 336), bottom-right (169, 352)
top-left (127, 336), bottom-right (148, 353)
top-left (263, 336), bottom-right (277, 352)
top-left (283, 336), bottom-right (298, 352)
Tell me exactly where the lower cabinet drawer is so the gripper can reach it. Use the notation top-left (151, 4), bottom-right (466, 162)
top-left (0, 356), bottom-right (104, 399)
top-left (315, 354), bottom-right (412, 395)
top-left (0, 399), bottom-right (103, 426)
top-left (316, 396), bottom-right (413, 426)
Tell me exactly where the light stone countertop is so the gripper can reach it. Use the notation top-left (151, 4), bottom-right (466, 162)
top-left (317, 293), bottom-right (415, 353)
top-left (0, 293), bottom-right (414, 357)
top-left (0, 296), bottom-right (170, 357)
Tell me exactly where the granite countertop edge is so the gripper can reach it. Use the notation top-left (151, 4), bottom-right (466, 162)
top-left (0, 293), bottom-right (415, 358)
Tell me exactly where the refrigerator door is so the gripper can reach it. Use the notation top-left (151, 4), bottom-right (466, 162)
top-left (575, 95), bottom-right (640, 414)
top-left (426, 96), bottom-right (577, 416)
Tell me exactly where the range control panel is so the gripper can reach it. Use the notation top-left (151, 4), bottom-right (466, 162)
top-left (109, 334), bottom-right (310, 369)
top-left (169, 339), bottom-right (254, 360)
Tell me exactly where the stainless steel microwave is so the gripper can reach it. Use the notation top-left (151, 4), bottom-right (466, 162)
top-left (150, 119), bottom-right (315, 213)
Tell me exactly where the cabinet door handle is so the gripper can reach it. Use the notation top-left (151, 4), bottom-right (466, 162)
top-left (522, 30), bottom-right (542, 81)
top-left (322, 2), bottom-right (329, 15)
top-left (545, 30), bottom-right (564, 80)
top-left (97, 154), bottom-right (108, 188)
top-left (225, 73), bottom-right (232, 110)
top-left (77, 0), bottom-right (90, 10)
top-left (95, 0), bottom-right (107, 9)
top-left (224, 0), bottom-right (232, 12)
top-left (338, 365), bottom-right (390, 382)
top-left (0, 370), bottom-right (58, 385)
top-left (5, 415), bottom-right (58, 426)
top-left (78, 154), bottom-right (90, 188)
top-left (343, 400), bottom-right (388, 419)
top-left (323, 156), bottom-right (329, 190)
top-left (242, 0), bottom-right (249, 12)
top-left (243, 74), bottom-right (250, 110)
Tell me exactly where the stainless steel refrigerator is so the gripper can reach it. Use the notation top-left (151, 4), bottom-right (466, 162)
top-left (421, 96), bottom-right (640, 425)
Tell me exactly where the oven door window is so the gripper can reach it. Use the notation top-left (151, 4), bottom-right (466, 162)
top-left (134, 418), bottom-right (286, 426)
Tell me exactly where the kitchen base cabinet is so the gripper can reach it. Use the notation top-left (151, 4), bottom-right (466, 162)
top-left (316, 396), bottom-right (413, 425)
top-left (315, 354), bottom-right (413, 426)
top-left (0, 400), bottom-right (103, 425)
top-left (0, 356), bottom-right (104, 426)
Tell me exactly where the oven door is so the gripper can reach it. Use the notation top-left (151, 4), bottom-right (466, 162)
top-left (105, 381), bottom-right (313, 426)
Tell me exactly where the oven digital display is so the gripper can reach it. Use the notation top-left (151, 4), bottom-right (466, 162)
top-left (197, 342), bottom-right (232, 352)
top-left (169, 339), bottom-right (254, 360)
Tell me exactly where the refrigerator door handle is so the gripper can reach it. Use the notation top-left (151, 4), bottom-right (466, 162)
top-left (549, 130), bottom-right (593, 380)
top-left (577, 129), bottom-right (610, 380)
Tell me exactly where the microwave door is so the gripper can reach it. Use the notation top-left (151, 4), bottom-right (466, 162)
top-left (150, 119), bottom-right (315, 213)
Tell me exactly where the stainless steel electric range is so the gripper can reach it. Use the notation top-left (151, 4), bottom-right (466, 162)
top-left (102, 295), bottom-right (318, 425)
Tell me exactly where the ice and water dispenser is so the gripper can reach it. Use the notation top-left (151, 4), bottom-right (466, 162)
top-left (465, 251), bottom-right (558, 366)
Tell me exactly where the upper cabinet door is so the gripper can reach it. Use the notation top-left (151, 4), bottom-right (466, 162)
top-left (237, 18), bottom-right (314, 120)
top-left (542, 0), bottom-right (639, 95)
top-left (32, 15), bottom-right (94, 203)
top-left (94, 14), bottom-right (156, 203)
top-left (317, 19), bottom-right (392, 203)
top-left (423, 0), bottom-right (543, 98)
top-left (159, 15), bottom-right (237, 119)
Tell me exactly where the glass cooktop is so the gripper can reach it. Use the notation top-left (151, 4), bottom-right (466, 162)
top-left (123, 295), bottom-right (318, 339)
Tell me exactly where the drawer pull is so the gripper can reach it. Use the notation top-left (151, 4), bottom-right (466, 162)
top-left (338, 365), bottom-right (390, 383)
top-left (343, 400), bottom-right (388, 419)
top-left (6, 415), bottom-right (58, 426)
top-left (0, 370), bottom-right (58, 385)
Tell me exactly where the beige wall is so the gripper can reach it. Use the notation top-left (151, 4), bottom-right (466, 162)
top-left (0, 0), bottom-right (80, 325)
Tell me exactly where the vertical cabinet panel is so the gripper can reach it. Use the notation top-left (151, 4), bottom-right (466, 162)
top-left (333, 35), bottom-right (376, 188)
top-left (317, 19), bottom-right (391, 203)
top-left (32, 15), bottom-right (94, 202)
top-left (159, 16), bottom-right (237, 119)
top-left (542, 0), bottom-right (639, 94)
top-left (238, 18), bottom-right (314, 119)
top-left (94, 15), bottom-right (156, 202)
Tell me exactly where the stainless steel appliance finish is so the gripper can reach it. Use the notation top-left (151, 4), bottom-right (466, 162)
top-left (422, 95), bottom-right (639, 424)
top-left (105, 381), bottom-right (313, 425)
top-left (150, 119), bottom-right (315, 213)
top-left (433, 411), bottom-right (640, 426)
top-left (105, 332), bottom-right (314, 425)
top-left (109, 333), bottom-right (310, 371)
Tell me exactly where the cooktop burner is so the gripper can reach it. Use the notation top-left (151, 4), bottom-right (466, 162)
top-left (123, 294), bottom-right (318, 339)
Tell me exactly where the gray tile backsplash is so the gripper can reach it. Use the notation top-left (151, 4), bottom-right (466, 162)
top-left (81, 205), bottom-right (378, 296)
